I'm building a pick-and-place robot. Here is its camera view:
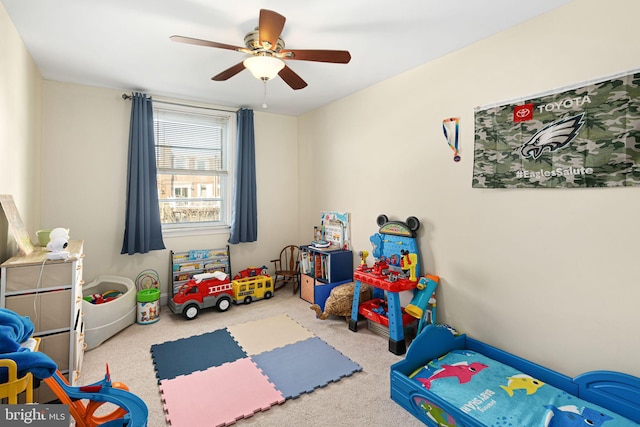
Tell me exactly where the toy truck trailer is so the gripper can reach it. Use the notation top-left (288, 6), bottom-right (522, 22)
top-left (233, 266), bottom-right (268, 280)
top-left (169, 271), bottom-right (233, 320)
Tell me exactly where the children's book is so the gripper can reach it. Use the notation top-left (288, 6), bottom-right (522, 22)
top-left (320, 211), bottom-right (350, 250)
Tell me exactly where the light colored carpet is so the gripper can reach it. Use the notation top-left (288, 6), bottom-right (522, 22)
top-left (80, 289), bottom-right (424, 427)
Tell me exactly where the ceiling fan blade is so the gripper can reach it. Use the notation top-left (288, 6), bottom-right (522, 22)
top-left (212, 62), bottom-right (246, 81)
top-left (281, 49), bottom-right (351, 64)
top-left (278, 65), bottom-right (307, 90)
top-left (258, 9), bottom-right (286, 50)
top-left (170, 35), bottom-right (243, 52)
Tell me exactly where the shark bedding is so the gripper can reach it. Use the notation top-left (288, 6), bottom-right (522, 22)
top-left (390, 325), bottom-right (640, 426)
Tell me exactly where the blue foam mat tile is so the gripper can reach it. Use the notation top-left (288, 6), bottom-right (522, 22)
top-left (151, 328), bottom-right (246, 381)
top-left (252, 336), bottom-right (362, 399)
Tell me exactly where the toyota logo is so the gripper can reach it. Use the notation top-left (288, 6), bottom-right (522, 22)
top-left (516, 107), bottom-right (531, 118)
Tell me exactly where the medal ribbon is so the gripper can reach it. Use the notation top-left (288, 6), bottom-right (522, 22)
top-left (442, 117), bottom-right (460, 162)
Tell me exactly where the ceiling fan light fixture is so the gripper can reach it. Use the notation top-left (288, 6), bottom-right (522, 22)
top-left (243, 55), bottom-right (285, 81)
top-left (172, 9), bottom-right (348, 90)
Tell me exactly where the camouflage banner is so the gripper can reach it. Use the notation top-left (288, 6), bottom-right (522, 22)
top-left (473, 71), bottom-right (640, 188)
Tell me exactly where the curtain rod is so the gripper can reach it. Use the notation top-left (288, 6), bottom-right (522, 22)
top-left (121, 93), bottom-right (238, 113)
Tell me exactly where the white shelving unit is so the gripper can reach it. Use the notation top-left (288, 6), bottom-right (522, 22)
top-left (1, 240), bottom-right (85, 403)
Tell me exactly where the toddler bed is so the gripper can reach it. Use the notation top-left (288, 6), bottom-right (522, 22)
top-left (390, 325), bottom-right (640, 426)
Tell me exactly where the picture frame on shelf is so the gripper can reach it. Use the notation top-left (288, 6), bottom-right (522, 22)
top-left (0, 194), bottom-right (35, 255)
top-left (320, 211), bottom-right (351, 250)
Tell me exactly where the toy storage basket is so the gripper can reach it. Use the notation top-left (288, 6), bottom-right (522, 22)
top-left (137, 288), bottom-right (160, 324)
top-left (82, 275), bottom-right (136, 350)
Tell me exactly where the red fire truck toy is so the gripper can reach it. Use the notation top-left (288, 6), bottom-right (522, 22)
top-left (169, 271), bottom-right (233, 320)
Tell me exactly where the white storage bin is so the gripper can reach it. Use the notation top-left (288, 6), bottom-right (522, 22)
top-left (82, 275), bottom-right (136, 350)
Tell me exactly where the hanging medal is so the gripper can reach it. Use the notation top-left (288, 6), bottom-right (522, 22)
top-left (442, 117), bottom-right (461, 162)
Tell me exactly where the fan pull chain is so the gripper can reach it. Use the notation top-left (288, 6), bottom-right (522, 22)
top-left (262, 80), bottom-right (268, 109)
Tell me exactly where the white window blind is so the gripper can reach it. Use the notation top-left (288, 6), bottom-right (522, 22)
top-left (153, 103), bottom-right (235, 230)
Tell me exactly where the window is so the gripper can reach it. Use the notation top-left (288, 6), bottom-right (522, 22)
top-left (154, 102), bottom-right (235, 231)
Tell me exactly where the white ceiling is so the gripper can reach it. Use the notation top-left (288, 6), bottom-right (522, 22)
top-left (2, 0), bottom-right (570, 116)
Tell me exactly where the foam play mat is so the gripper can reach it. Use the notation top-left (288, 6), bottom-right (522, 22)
top-left (151, 314), bottom-right (362, 427)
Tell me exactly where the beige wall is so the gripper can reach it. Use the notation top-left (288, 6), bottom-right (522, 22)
top-left (40, 81), bottom-right (299, 298)
top-left (298, 0), bottom-right (640, 377)
top-left (0, 2), bottom-right (42, 261)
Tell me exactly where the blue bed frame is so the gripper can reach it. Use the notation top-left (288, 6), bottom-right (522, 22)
top-left (390, 325), bottom-right (640, 426)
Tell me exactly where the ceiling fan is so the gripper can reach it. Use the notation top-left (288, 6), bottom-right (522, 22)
top-left (170, 9), bottom-right (351, 90)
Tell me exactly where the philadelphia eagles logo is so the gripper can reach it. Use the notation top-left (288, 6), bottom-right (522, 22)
top-left (520, 113), bottom-right (585, 160)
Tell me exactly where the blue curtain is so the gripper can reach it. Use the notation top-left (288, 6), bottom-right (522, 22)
top-left (121, 93), bottom-right (166, 255)
top-left (228, 108), bottom-right (258, 244)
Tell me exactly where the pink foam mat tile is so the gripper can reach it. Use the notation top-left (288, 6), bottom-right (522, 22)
top-left (159, 357), bottom-right (285, 427)
top-left (226, 313), bottom-right (314, 355)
